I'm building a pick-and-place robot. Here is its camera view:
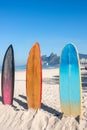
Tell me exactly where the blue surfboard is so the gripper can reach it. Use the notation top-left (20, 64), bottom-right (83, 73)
top-left (60, 43), bottom-right (82, 118)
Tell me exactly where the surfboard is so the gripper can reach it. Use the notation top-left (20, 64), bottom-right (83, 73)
top-left (1, 44), bottom-right (15, 105)
top-left (60, 43), bottom-right (82, 118)
top-left (26, 43), bottom-right (42, 109)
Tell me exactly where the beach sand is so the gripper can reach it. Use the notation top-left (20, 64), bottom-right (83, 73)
top-left (0, 68), bottom-right (87, 130)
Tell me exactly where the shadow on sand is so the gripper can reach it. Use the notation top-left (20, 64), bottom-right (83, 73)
top-left (43, 75), bottom-right (59, 85)
top-left (41, 103), bottom-right (63, 119)
top-left (19, 94), bottom-right (27, 100)
top-left (0, 96), bottom-right (2, 102)
top-left (13, 95), bottom-right (28, 110)
top-left (13, 98), bottom-right (28, 110)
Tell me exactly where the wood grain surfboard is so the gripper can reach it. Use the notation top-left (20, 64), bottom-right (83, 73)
top-left (26, 43), bottom-right (42, 109)
top-left (1, 44), bottom-right (15, 105)
top-left (60, 43), bottom-right (82, 118)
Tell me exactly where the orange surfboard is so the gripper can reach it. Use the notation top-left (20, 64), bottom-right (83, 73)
top-left (26, 43), bottom-right (42, 109)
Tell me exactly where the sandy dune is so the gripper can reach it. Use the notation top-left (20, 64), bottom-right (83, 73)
top-left (0, 68), bottom-right (87, 130)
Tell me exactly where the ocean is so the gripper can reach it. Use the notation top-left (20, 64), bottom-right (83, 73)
top-left (0, 65), bottom-right (59, 72)
top-left (0, 65), bottom-right (26, 72)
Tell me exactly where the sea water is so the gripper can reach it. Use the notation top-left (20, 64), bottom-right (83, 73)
top-left (0, 66), bottom-right (1, 72)
top-left (0, 65), bottom-right (59, 72)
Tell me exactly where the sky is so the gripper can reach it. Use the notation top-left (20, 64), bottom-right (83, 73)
top-left (0, 0), bottom-right (87, 66)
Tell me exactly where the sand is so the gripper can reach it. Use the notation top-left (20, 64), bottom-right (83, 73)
top-left (0, 68), bottom-right (87, 130)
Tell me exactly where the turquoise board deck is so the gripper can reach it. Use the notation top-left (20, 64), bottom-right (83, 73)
top-left (60, 43), bottom-right (82, 118)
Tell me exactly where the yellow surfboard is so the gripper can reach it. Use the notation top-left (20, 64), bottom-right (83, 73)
top-left (26, 43), bottom-right (42, 109)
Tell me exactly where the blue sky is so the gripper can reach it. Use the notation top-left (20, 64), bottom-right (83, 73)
top-left (0, 0), bottom-right (87, 66)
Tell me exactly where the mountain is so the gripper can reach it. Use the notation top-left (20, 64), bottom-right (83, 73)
top-left (42, 53), bottom-right (87, 67)
top-left (42, 53), bottom-right (60, 66)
